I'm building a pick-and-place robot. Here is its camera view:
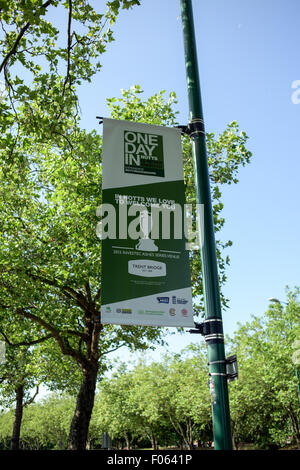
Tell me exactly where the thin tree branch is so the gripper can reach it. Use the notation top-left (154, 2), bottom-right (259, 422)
top-left (23, 385), bottom-right (39, 407)
top-left (84, 281), bottom-right (92, 305)
top-left (51, 130), bottom-right (74, 152)
top-left (0, 24), bottom-right (31, 74)
top-left (98, 342), bottom-right (127, 358)
top-left (94, 288), bottom-right (101, 304)
top-left (62, 0), bottom-right (73, 95)
top-left (0, 0), bottom-right (54, 74)
top-left (66, 329), bottom-right (88, 341)
top-left (15, 308), bottom-right (86, 367)
top-left (0, 329), bottom-right (52, 347)
top-left (25, 271), bottom-right (88, 312)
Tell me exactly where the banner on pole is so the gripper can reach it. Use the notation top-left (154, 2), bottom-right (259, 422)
top-left (99, 118), bottom-right (194, 327)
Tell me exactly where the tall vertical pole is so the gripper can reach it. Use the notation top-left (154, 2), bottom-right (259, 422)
top-left (180, 0), bottom-right (232, 450)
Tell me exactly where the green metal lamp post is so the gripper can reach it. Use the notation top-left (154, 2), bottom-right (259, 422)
top-left (180, 0), bottom-right (233, 450)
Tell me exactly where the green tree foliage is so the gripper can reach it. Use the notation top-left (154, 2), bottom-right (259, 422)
top-left (0, 393), bottom-right (75, 449)
top-left (128, 349), bottom-right (212, 450)
top-left (0, 0), bottom-right (140, 144)
top-left (0, 1), bottom-right (157, 451)
top-left (0, 290), bottom-right (298, 451)
top-left (94, 349), bottom-right (212, 450)
top-left (0, 312), bottom-right (53, 449)
top-left (127, 361), bottom-right (172, 450)
top-left (0, 347), bottom-right (40, 449)
top-left (228, 287), bottom-right (300, 449)
top-left (95, 366), bottom-right (141, 449)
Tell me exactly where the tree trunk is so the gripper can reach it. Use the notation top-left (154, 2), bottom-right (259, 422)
top-left (150, 429), bottom-right (158, 450)
top-left (289, 407), bottom-right (300, 449)
top-left (11, 385), bottom-right (24, 450)
top-left (67, 361), bottom-right (99, 450)
top-left (125, 433), bottom-right (131, 450)
top-left (232, 433), bottom-right (238, 450)
top-left (187, 419), bottom-right (194, 450)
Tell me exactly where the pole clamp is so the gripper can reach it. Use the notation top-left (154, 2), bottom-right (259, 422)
top-left (208, 355), bottom-right (238, 382)
top-left (175, 119), bottom-right (205, 138)
top-left (188, 318), bottom-right (224, 344)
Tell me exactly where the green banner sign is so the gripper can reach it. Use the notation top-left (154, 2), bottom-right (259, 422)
top-left (100, 118), bottom-right (194, 327)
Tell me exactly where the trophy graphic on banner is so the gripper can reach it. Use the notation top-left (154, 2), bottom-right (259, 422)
top-left (135, 209), bottom-right (158, 252)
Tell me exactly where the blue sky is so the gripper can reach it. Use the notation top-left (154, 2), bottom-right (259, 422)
top-left (77, 0), bottom-right (299, 361)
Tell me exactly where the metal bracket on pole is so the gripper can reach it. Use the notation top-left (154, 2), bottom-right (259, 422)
top-left (189, 320), bottom-right (238, 382)
top-left (96, 116), bottom-right (104, 125)
top-left (207, 355), bottom-right (238, 382)
top-left (175, 119), bottom-right (205, 138)
top-left (188, 318), bottom-right (224, 344)
top-left (225, 355), bottom-right (238, 382)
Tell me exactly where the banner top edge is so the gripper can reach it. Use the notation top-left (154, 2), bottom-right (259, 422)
top-left (102, 117), bottom-right (182, 134)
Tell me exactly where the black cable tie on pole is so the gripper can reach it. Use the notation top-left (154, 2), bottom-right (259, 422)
top-left (96, 116), bottom-right (104, 125)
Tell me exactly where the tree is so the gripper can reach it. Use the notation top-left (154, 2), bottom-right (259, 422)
top-left (228, 286), bottom-right (300, 449)
top-left (0, 312), bottom-right (53, 450)
top-left (21, 394), bottom-right (75, 449)
top-left (0, 345), bottom-right (42, 450)
top-left (132, 350), bottom-right (212, 450)
top-left (0, 393), bottom-right (75, 450)
top-left (0, 0), bottom-right (141, 136)
top-left (95, 366), bottom-right (141, 449)
top-left (128, 360), bottom-right (173, 449)
top-left (0, 1), bottom-right (158, 451)
top-left (94, 348), bottom-right (212, 451)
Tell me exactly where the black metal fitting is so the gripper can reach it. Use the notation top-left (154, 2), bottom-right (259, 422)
top-left (175, 119), bottom-right (205, 138)
top-left (188, 318), bottom-right (224, 344)
top-left (207, 355), bottom-right (238, 381)
top-left (225, 354), bottom-right (238, 382)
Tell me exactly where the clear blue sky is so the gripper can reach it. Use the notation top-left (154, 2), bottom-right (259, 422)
top-left (77, 0), bottom-right (299, 361)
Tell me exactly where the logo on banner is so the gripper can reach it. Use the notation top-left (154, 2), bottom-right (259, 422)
top-left (172, 296), bottom-right (188, 304)
top-left (116, 308), bottom-right (132, 314)
top-left (128, 260), bottom-right (166, 277)
top-left (124, 130), bottom-right (164, 177)
top-left (157, 297), bottom-right (169, 304)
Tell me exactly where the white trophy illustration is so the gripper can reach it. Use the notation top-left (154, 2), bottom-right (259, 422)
top-left (135, 210), bottom-right (158, 252)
